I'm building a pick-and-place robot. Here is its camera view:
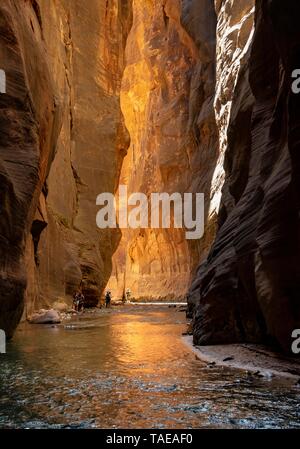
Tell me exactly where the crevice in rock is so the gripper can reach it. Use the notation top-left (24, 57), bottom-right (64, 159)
top-left (30, 0), bottom-right (43, 36)
top-left (162, 5), bottom-right (169, 28)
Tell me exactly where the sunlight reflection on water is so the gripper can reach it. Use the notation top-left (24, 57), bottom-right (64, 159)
top-left (0, 305), bottom-right (299, 429)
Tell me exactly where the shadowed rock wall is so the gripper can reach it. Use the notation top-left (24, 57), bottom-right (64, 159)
top-left (190, 0), bottom-right (300, 353)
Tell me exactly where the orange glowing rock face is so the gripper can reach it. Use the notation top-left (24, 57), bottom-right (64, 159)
top-left (107, 0), bottom-right (218, 301)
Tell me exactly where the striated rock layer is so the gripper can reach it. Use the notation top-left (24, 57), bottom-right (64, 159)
top-left (190, 0), bottom-right (300, 353)
top-left (0, 0), bottom-right (132, 336)
top-left (108, 0), bottom-right (218, 301)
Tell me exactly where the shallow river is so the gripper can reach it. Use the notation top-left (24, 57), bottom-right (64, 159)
top-left (0, 305), bottom-right (299, 428)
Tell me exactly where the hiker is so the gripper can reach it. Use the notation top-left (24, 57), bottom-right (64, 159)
top-left (73, 291), bottom-right (80, 312)
top-left (105, 290), bottom-right (112, 308)
top-left (125, 288), bottom-right (131, 302)
top-left (78, 291), bottom-right (85, 312)
top-left (73, 290), bottom-right (85, 312)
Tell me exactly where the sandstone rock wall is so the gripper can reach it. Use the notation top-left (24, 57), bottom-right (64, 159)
top-left (27, 0), bottom-right (133, 315)
top-left (0, 0), bottom-right (60, 337)
top-left (0, 0), bottom-right (132, 335)
top-left (108, 0), bottom-right (218, 301)
top-left (190, 0), bottom-right (300, 353)
top-left (2, 0), bottom-right (299, 353)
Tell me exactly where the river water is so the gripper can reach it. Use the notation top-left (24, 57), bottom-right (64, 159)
top-left (0, 305), bottom-right (299, 429)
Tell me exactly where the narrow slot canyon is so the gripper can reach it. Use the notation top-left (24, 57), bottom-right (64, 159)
top-left (0, 0), bottom-right (300, 430)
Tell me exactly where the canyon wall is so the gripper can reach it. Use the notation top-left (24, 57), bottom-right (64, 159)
top-left (0, 0), bottom-right (58, 337)
top-left (0, 0), bottom-right (132, 336)
top-left (190, 0), bottom-right (300, 352)
top-left (1, 0), bottom-right (300, 353)
top-left (108, 0), bottom-right (218, 301)
top-left (25, 0), bottom-right (133, 316)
